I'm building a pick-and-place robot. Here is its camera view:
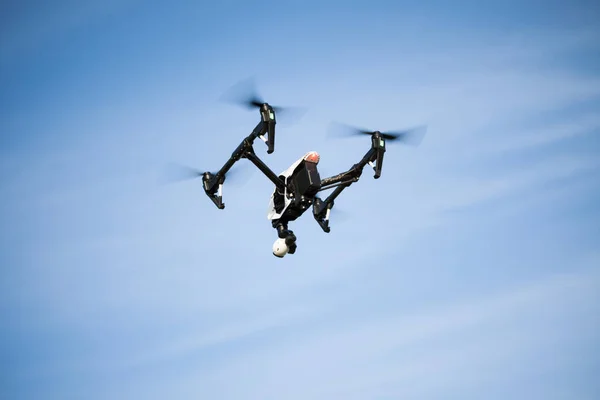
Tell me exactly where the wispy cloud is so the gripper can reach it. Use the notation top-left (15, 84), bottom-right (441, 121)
top-left (336, 29), bottom-right (600, 246)
top-left (474, 112), bottom-right (600, 154)
top-left (0, 0), bottom-right (140, 66)
top-left (2, 4), bottom-right (599, 399)
top-left (153, 262), bottom-right (599, 400)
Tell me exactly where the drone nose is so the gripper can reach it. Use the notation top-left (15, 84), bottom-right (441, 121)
top-left (304, 151), bottom-right (320, 164)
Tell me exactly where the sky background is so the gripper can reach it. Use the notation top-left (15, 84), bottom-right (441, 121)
top-left (1, 1), bottom-right (600, 399)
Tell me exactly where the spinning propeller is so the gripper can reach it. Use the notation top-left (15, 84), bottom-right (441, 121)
top-left (162, 162), bottom-right (251, 186)
top-left (328, 122), bottom-right (427, 146)
top-left (219, 77), bottom-right (307, 122)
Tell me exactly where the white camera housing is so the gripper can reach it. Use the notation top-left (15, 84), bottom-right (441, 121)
top-left (272, 238), bottom-right (289, 258)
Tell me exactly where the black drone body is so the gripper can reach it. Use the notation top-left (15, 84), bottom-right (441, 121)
top-left (181, 81), bottom-right (426, 258)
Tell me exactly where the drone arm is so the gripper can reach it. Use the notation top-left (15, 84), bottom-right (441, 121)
top-left (314, 157), bottom-right (368, 232)
top-left (244, 149), bottom-right (286, 192)
top-left (202, 120), bottom-right (284, 209)
top-left (319, 147), bottom-right (378, 190)
top-left (319, 132), bottom-right (388, 190)
top-left (213, 120), bottom-right (268, 180)
top-left (312, 182), bottom-right (352, 232)
top-left (313, 140), bottom-right (386, 231)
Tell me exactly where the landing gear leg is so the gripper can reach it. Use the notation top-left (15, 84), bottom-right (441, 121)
top-left (273, 220), bottom-right (297, 254)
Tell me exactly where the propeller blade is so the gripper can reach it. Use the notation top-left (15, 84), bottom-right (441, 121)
top-left (328, 122), bottom-right (427, 146)
top-left (329, 206), bottom-right (350, 223)
top-left (272, 105), bottom-right (308, 124)
top-left (326, 122), bottom-right (370, 139)
top-left (378, 126), bottom-right (427, 145)
top-left (219, 77), bottom-right (307, 123)
top-left (219, 77), bottom-right (264, 110)
top-left (162, 163), bottom-right (204, 184)
top-left (161, 162), bottom-right (253, 186)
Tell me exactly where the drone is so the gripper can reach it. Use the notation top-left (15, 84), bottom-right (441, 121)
top-left (173, 80), bottom-right (426, 258)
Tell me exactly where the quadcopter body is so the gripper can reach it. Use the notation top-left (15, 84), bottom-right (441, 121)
top-left (266, 150), bottom-right (321, 222)
top-left (182, 82), bottom-right (425, 258)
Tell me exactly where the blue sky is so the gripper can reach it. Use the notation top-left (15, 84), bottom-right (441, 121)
top-left (1, 1), bottom-right (599, 399)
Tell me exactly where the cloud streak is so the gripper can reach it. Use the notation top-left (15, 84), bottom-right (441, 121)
top-left (146, 262), bottom-right (599, 400)
top-left (2, 4), bottom-right (599, 400)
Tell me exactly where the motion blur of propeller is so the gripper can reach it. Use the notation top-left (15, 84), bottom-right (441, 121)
top-left (161, 162), bottom-right (252, 186)
top-left (219, 77), bottom-right (307, 123)
top-left (328, 206), bottom-right (350, 224)
top-left (328, 122), bottom-right (427, 146)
